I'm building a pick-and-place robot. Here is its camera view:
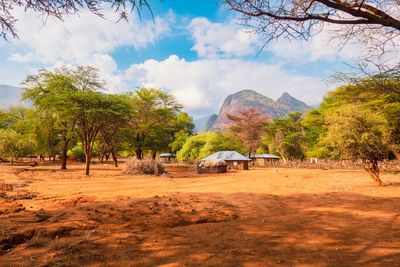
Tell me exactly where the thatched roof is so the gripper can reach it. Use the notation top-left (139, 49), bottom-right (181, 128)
top-left (203, 159), bottom-right (227, 167)
top-left (201, 151), bottom-right (251, 161)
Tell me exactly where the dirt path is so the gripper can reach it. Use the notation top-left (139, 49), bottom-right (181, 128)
top-left (1, 164), bottom-right (400, 266)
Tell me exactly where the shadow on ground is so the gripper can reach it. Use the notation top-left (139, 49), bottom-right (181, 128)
top-left (1, 192), bottom-right (400, 266)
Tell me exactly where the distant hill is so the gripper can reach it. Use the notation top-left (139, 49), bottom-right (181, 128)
top-left (0, 84), bottom-right (25, 108)
top-left (205, 89), bottom-right (310, 131)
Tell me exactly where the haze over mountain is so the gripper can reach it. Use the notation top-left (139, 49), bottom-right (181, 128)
top-left (200, 89), bottom-right (310, 131)
top-left (0, 85), bottom-right (25, 108)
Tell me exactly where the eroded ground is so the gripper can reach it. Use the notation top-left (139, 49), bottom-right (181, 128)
top-left (1, 163), bottom-right (400, 266)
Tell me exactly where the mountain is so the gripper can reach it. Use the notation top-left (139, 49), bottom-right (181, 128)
top-left (276, 92), bottom-right (309, 112)
top-left (0, 84), bottom-right (25, 108)
top-left (194, 116), bottom-right (212, 133)
top-left (205, 89), bottom-right (310, 131)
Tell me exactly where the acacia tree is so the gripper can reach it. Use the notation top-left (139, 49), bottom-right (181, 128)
top-left (322, 105), bottom-right (388, 185)
top-left (225, 0), bottom-right (400, 57)
top-left (226, 108), bottom-right (269, 157)
top-left (329, 73), bottom-right (400, 160)
top-left (127, 88), bottom-right (181, 159)
top-left (70, 91), bottom-right (129, 175)
top-left (23, 67), bottom-right (103, 170)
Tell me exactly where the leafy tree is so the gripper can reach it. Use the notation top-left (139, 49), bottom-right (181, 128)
top-left (329, 74), bottom-right (400, 160)
top-left (176, 132), bottom-right (243, 161)
top-left (22, 66), bottom-right (104, 170)
top-left (226, 108), bottom-right (269, 156)
top-left (98, 94), bottom-right (132, 167)
top-left (264, 112), bottom-right (306, 161)
top-left (322, 105), bottom-right (388, 185)
top-left (170, 112), bottom-right (195, 153)
top-left (0, 129), bottom-right (37, 164)
top-left (70, 91), bottom-right (130, 175)
top-left (127, 88), bottom-right (181, 159)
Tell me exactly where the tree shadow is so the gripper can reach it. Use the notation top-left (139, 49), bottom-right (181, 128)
top-left (1, 192), bottom-right (400, 266)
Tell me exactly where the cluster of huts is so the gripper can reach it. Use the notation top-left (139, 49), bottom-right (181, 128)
top-left (159, 151), bottom-right (280, 174)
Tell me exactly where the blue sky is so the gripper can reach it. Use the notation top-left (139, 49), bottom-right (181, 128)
top-left (0, 0), bottom-right (365, 118)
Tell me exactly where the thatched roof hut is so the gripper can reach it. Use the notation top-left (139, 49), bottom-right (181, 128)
top-left (198, 159), bottom-right (227, 173)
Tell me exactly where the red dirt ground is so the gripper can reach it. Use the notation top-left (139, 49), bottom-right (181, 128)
top-left (0, 163), bottom-right (400, 266)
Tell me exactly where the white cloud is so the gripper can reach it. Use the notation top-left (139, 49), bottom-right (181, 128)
top-left (123, 55), bottom-right (330, 117)
top-left (8, 8), bottom-right (172, 65)
top-left (187, 17), bottom-right (255, 58)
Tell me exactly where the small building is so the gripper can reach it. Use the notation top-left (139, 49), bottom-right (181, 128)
top-left (201, 151), bottom-right (251, 170)
top-left (251, 154), bottom-right (281, 167)
top-left (198, 159), bottom-right (227, 173)
top-left (159, 153), bottom-right (176, 163)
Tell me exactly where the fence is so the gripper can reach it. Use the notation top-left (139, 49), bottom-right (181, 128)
top-left (252, 159), bottom-right (400, 171)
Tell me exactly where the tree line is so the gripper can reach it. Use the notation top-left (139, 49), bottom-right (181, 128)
top-left (0, 66), bottom-right (194, 175)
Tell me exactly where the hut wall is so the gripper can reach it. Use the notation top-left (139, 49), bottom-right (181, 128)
top-left (226, 160), bottom-right (249, 170)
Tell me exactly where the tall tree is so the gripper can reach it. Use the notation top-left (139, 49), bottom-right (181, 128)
top-left (70, 91), bottom-right (129, 175)
top-left (22, 66), bottom-right (105, 169)
top-left (322, 105), bottom-right (388, 185)
top-left (127, 88), bottom-right (181, 159)
top-left (226, 108), bottom-right (269, 157)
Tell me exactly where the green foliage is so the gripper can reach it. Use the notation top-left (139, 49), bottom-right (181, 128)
top-left (126, 88), bottom-right (182, 158)
top-left (176, 132), bottom-right (243, 161)
top-left (322, 105), bottom-right (388, 163)
top-left (69, 145), bottom-right (85, 162)
top-left (0, 129), bottom-right (37, 161)
top-left (263, 112), bottom-right (306, 161)
top-left (170, 112), bottom-right (195, 153)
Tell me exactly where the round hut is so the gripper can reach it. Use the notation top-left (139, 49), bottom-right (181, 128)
top-left (198, 159), bottom-right (227, 173)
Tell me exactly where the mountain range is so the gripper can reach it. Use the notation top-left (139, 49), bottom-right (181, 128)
top-left (197, 89), bottom-right (310, 131)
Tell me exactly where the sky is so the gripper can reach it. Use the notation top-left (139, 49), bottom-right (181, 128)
top-left (0, 0), bottom-right (374, 118)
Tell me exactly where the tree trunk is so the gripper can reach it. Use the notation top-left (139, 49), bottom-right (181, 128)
top-left (136, 148), bottom-right (143, 160)
top-left (85, 153), bottom-right (91, 176)
top-left (61, 138), bottom-right (69, 170)
top-left (152, 151), bottom-right (157, 160)
top-left (111, 149), bottom-right (118, 167)
top-left (389, 145), bottom-right (400, 161)
top-left (364, 160), bottom-right (382, 186)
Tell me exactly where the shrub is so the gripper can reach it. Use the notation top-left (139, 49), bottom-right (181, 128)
top-left (123, 158), bottom-right (165, 175)
top-left (69, 146), bottom-right (85, 162)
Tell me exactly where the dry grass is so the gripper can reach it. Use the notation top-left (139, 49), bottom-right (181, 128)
top-left (122, 158), bottom-right (165, 175)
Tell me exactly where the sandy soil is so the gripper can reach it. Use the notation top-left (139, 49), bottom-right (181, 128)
top-left (1, 162), bottom-right (400, 266)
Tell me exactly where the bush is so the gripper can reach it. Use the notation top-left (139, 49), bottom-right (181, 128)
top-left (123, 158), bottom-right (165, 175)
top-left (69, 146), bottom-right (85, 162)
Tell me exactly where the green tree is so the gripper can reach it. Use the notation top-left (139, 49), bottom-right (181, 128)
top-left (264, 112), bottom-right (306, 161)
top-left (176, 132), bottom-right (243, 161)
top-left (322, 105), bottom-right (388, 186)
top-left (0, 129), bottom-right (37, 164)
top-left (170, 112), bottom-right (195, 153)
top-left (69, 91), bottom-right (130, 175)
top-left (22, 66), bottom-right (104, 170)
top-left (127, 88), bottom-right (181, 159)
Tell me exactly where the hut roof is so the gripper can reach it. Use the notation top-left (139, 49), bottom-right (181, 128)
top-left (159, 153), bottom-right (176, 158)
top-left (201, 151), bottom-right (251, 161)
top-left (252, 154), bottom-right (281, 159)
